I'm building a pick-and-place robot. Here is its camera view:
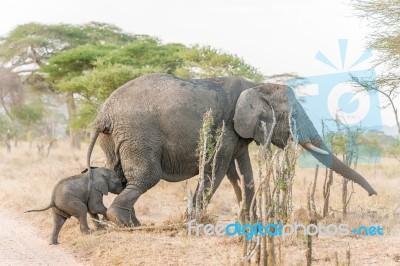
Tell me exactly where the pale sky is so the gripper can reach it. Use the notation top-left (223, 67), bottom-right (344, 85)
top-left (0, 0), bottom-right (398, 127)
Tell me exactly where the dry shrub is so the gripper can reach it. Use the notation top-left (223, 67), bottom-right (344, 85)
top-left (1, 137), bottom-right (399, 265)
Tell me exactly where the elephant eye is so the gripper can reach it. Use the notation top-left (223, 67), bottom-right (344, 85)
top-left (291, 117), bottom-right (296, 127)
top-left (290, 114), bottom-right (298, 132)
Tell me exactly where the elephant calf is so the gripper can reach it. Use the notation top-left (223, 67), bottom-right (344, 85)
top-left (26, 167), bottom-right (124, 245)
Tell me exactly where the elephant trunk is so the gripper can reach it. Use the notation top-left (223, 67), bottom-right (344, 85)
top-left (301, 141), bottom-right (377, 196)
top-left (331, 154), bottom-right (377, 196)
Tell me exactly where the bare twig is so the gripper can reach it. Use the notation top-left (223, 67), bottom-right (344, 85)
top-left (195, 110), bottom-right (213, 221)
top-left (235, 159), bottom-right (248, 261)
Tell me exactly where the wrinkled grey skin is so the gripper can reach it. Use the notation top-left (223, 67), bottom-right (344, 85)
top-left (26, 167), bottom-right (124, 245)
top-left (87, 73), bottom-right (377, 227)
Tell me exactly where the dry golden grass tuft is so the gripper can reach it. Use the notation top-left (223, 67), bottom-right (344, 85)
top-left (0, 141), bottom-right (399, 265)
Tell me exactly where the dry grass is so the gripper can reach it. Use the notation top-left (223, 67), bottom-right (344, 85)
top-left (0, 141), bottom-right (399, 265)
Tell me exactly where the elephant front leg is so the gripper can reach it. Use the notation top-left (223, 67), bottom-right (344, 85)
top-left (88, 192), bottom-right (108, 229)
top-left (108, 145), bottom-right (161, 227)
top-left (187, 164), bottom-right (230, 220)
top-left (187, 137), bottom-right (237, 220)
top-left (191, 174), bottom-right (220, 209)
top-left (89, 213), bottom-right (106, 230)
top-left (227, 150), bottom-right (256, 221)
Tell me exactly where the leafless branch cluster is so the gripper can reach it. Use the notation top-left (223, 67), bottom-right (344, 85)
top-left (188, 109), bottom-right (226, 223)
top-left (238, 105), bottom-right (299, 265)
top-left (351, 0), bottom-right (400, 137)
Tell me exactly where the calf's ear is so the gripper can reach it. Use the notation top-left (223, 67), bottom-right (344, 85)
top-left (93, 174), bottom-right (108, 195)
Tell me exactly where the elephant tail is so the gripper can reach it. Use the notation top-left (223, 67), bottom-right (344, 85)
top-left (86, 124), bottom-right (103, 204)
top-left (87, 115), bottom-right (112, 202)
top-left (25, 203), bottom-right (54, 213)
top-left (87, 129), bottom-right (100, 177)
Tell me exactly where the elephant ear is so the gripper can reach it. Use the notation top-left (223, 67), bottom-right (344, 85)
top-left (233, 87), bottom-right (274, 144)
top-left (93, 173), bottom-right (108, 195)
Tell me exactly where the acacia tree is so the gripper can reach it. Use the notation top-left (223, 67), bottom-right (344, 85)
top-left (0, 68), bottom-right (24, 151)
top-left (351, 0), bottom-right (400, 136)
top-left (1, 22), bottom-right (263, 148)
top-left (0, 68), bottom-right (24, 118)
top-left (52, 39), bottom-right (263, 131)
top-left (0, 67), bottom-right (50, 152)
top-left (0, 22), bottom-right (136, 72)
top-left (0, 22), bottom-right (138, 148)
top-left (176, 45), bottom-right (263, 82)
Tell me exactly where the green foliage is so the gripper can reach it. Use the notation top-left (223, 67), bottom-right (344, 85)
top-left (351, 1), bottom-right (400, 137)
top-left (56, 61), bottom-right (138, 102)
top-left (71, 102), bottom-right (97, 131)
top-left (324, 126), bottom-right (384, 165)
top-left (387, 141), bottom-right (400, 162)
top-left (0, 114), bottom-right (12, 136)
top-left (198, 110), bottom-right (215, 159)
top-left (352, 0), bottom-right (400, 69)
top-left (43, 44), bottom-right (117, 81)
top-left (177, 45), bottom-right (263, 82)
top-left (1, 22), bottom-right (264, 136)
top-left (10, 103), bottom-right (45, 127)
top-left (106, 39), bottom-right (185, 73)
top-left (43, 33), bottom-right (262, 130)
top-left (0, 102), bottom-right (46, 143)
top-left (59, 62), bottom-right (163, 129)
top-left (0, 22), bottom-right (137, 66)
top-left (360, 130), bottom-right (400, 161)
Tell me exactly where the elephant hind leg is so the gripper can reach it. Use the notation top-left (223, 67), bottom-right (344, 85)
top-left (77, 214), bottom-right (92, 234)
top-left (107, 186), bottom-right (142, 226)
top-left (50, 212), bottom-right (67, 245)
top-left (60, 199), bottom-right (92, 235)
top-left (62, 200), bottom-right (91, 234)
top-left (108, 145), bottom-right (163, 226)
top-left (130, 207), bottom-right (141, 226)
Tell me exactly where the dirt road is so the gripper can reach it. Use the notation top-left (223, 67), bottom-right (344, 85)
top-left (0, 207), bottom-right (83, 266)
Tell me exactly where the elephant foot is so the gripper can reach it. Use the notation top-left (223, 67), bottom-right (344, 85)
top-left (94, 223), bottom-right (106, 230)
top-left (107, 205), bottom-right (133, 227)
top-left (130, 208), bottom-right (141, 226)
top-left (49, 239), bottom-right (59, 245)
top-left (82, 228), bottom-right (94, 235)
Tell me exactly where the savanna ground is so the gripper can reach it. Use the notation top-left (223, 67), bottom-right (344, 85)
top-left (0, 141), bottom-right (399, 265)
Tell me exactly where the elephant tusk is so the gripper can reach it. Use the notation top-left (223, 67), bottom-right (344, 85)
top-left (302, 142), bottom-right (329, 155)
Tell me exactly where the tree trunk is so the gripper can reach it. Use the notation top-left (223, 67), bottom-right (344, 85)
top-left (389, 100), bottom-right (400, 138)
top-left (5, 130), bottom-right (11, 153)
top-left (65, 92), bottom-right (81, 149)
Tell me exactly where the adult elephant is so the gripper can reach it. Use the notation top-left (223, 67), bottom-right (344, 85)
top-left (87, 73), bottom-right (376, 226)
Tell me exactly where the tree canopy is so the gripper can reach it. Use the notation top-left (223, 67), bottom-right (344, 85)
top-left (351, 0), bottom-right (400, 136)
top-left (0, 22), bottom-right (263, 149)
